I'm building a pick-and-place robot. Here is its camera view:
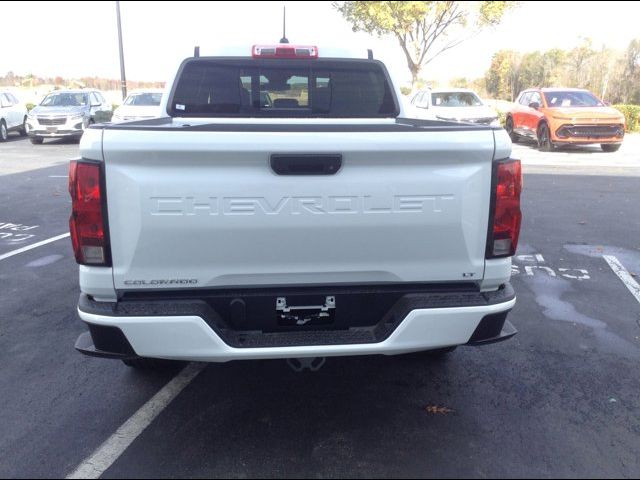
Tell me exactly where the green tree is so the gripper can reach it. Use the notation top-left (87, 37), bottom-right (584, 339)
top-left (587, 46), bottom-right (617, 100)
top-left (518, 51), bottom-right (545, 88)
top-left (566, 37), bottom-right (594, 88)
top-left (450, 77), bottom-right (469, 88)
top-left (470, 77), bottom-right (488, 97)
top-left (619, 39), bottom-right (640, 103)
top-left (334, 1), bottom-right (516, 88)
top-left (523, 50), bottom-right (566, 90)
top-left (484, 39), bottom-right (640, 104)
top-left (485, 49), bottom-right (520, 100)
top-left (540, 48), bottom-right (566, 87)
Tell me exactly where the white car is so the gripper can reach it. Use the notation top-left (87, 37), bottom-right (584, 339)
top-left (0, 91), bottom-right (28, 141)
top-left (72, 44), bottom-right (520, 371)
top-left (112, 90), bottom-right (163, 122)
top-left (411, 88), bottom-right (500, 126)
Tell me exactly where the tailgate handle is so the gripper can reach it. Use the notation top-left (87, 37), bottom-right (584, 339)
top-left (271, 154), bottom-right (342, 176)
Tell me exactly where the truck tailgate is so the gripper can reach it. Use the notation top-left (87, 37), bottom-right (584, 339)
top-left (102, 127), bottom-right (495, 290)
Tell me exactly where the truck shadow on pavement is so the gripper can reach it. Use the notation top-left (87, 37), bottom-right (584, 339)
top-left (113, 352), bottom-right (501, 477)
top-left (107, 335), bottom-right (640, 478)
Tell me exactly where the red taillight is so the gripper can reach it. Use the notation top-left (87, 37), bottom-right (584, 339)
top-left (488, 159), bottom-right (522, 258)
top-left (69, 160), bottom-right (110, 265)
top-left (252, 44), bottom-right (318, 58)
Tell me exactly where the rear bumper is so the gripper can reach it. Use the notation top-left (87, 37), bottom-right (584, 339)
top-left (75, 284), bottom-right (517, 362)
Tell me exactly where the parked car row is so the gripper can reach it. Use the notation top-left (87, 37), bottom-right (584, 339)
top-left (408, 86), bottom-right (625, 152)
top-left (1, 88), bottom-right (165, 144)
top-left (3, 83), bottom-right (627, 152)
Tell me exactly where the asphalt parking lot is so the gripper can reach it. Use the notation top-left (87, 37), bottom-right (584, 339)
top-left (1, 134), bottom-right (639, 478)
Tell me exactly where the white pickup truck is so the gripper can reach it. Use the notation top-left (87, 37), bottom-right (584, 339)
top-left (71, 45), bottom-right (522, 370)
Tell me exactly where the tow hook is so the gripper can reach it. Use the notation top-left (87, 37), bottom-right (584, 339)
top-left (286, 357), bottom-right (326, 372)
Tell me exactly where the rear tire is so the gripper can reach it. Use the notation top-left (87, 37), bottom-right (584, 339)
top-left (20, 117), bottom-right (28, 136)
top-left (601, 143), bottom-right (621, 152)
top-left (0, 120), bottom-right (7, 142)
top-left (537, 122), bottom-right (555, 151)
top-left (122, 357), bottom-right (185, 370)
top-left (505, 116), bottom-right (519, 143)
top-left (30, 136), bottom-right (43, 145)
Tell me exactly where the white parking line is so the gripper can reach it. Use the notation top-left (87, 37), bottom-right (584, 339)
top-left (0, 233), bottom-right (70, 262)
top-left (66, 362), bottom-right (205, 479)
top-left (48, 175), bottom-right (68, 178)
top-left (603, 255), bottom-right (640, 304)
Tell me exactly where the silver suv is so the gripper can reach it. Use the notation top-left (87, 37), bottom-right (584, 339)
top-left (26, 89), bottom-right (113, 144)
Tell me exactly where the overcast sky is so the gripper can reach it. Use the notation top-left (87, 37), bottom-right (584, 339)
top-left (2, 1), bottom-right (639, 86)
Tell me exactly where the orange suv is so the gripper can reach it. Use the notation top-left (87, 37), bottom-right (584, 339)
top-left (505, 88), bottom-right (625, 152)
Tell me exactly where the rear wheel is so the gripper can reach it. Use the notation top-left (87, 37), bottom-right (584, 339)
top-left (505, 116), bottom-right (519, 143)
top-left (537, 122), bottom-right (555, 151)
top-left (0, 120), bottom-right (7, 142)
top-left (20, 117), bottom-right (28, 136)
top-left (122, 357), bottom-right (186, 370)
top-left (601, 143), bottom-right (621, 152)
top-left (30, 136), bottom-right (43, 145)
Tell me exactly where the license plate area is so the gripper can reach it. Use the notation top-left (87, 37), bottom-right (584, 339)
top-left (276, 296), bottom-right (336, 327)
top-left (46, 127), bottom-right (58, 133)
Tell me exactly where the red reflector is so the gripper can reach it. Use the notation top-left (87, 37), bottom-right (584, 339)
top-left (489, 160), bottom-right (522, 258)
top-left (69, 161), bottom-right (109, 265)
top-left (252, 44), bottom-right (318, 58)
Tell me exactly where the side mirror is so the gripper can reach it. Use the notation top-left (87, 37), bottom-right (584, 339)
top-left (604, 101), bottom-right (611, 107)
top-left (528, 101), bottom-right (540, 110)
top-left (91, 102), bottom-right (101, 107)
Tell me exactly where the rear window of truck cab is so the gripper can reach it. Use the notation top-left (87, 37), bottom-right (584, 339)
top-left (168, 58), bottom-right (399, 118)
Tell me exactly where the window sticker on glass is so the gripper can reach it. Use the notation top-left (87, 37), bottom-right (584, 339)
top-left (176, 104), bottom-right (185, 111)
